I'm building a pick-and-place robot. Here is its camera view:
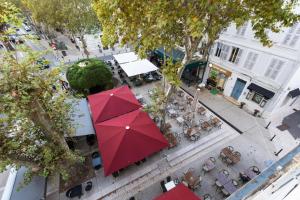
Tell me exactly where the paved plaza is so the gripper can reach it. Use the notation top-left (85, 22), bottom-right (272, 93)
top-left (51, 80), bottom-right (282, 200)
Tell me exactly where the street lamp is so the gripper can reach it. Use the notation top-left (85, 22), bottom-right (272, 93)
top-left (191, 83), bottom-right (205, 127)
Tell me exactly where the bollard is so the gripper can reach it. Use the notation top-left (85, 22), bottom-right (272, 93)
top-left (274, 149), bottom-right (283, 156)
top-left (265, 121), bottom-right (271, 129)
top-left (270, 134), bottom-right (276, 141)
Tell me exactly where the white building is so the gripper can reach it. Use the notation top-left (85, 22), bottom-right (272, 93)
top-left (203, 21), bottom-right (300, 118)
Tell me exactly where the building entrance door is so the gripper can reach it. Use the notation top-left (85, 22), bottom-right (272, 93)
top-left (231, 78), bottom-right (246, 100)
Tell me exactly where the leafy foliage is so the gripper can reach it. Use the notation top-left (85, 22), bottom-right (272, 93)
top-left (0, 0), bottom-right (22, 37)
top-left (66, 58), bottom-right (113, 94)
top-left (93, 0), bottom-right (299, 63)
top-left (0, 47), bottom-right (83, 184)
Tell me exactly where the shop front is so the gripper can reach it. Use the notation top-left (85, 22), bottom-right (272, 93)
top-left (181, 60), bottom-right (207, 85)
top-left (206, 64), bottom-right (232, 92)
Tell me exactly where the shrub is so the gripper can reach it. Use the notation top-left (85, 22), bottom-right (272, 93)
top-left (66, 58), bottom-right (113, 94)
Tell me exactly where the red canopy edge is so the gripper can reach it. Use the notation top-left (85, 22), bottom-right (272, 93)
top-left (154, 184), bottom-right (201, 200)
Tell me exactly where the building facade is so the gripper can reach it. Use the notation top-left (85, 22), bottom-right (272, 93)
top-left (203, 22), bottom-right (300, 118)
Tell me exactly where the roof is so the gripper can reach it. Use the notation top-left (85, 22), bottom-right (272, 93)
top-left (288, 88), bottom-right (300, 98)
top-left (119, 59), bottom-right (158, 77)
top-left (113, 52), bottom-right (139, 64)
top-left (10, 167), bottom-right (45, 200)
top-left (69, 99), bottom-right (95, 137)
top-left (247, 83), bottom-right (275, 99)
top-left (154, 184), bottom-right (201, 200)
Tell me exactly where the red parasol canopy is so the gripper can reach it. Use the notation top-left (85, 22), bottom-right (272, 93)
top-left (87, 85), bottom-right (141, 123)
top-left (95, 109), bottom-right (169, 176)
top-left (154, 184), bottom-right (201, 200)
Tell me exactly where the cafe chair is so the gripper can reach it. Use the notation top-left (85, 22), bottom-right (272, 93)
top-left (167, 176), bottom-right (172, 182)
top-left (228, 146), bottom-right (234, 151)
top-left (234, 151), bottom-right (241, 158)
top-left (221, 188), bottom-right (230, 197)
top-left (215, 180), bottom-right (222, 188)
top-left (85, 181), bottom-right (93, 192)
top-left (209, 157), bottom-right (216, 163)
top-left (232, 179), bottom-right (239, 186)
top-left (221, 169), bottom-right (229, 176)
top-left (204, 194), bottom-right (212, 200)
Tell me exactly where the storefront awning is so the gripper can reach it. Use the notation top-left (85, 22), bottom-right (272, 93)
top-left (247, 83), bottom-right (275, 99)
top-left (288, 88), bottom-right (300, 98)
top-left (185, 60), bottom-right (207, 70)
top-left (154, 48), bottom-right (185, 62)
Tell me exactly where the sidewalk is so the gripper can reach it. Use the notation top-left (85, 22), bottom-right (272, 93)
top-left (181, 84), bottom-right (291, 159)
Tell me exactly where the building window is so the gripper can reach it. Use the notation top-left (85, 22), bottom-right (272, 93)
top-left (229, 47), bottom-right (243, 64)
top-left (282, 23), bottom-right (300, 47)
top-left (244, 52), bottom-right (258, 70)
top-left (252, 93), bottom-right (264, 104)
top-left (236, 22), bottom-right (248, 36)
top-left (264, 59), bottom-right (284, 80)
top-left (214, 42), bottom-right (230, 60)
top-left (246, 91), bottom-right (268, 107)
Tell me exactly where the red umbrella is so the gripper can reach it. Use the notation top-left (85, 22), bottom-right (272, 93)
top-left (87, 86), bottom-right (141, 123)
top-left (95, 109), bottom-right (169, 176)
top-left (154, 184), bottom-right (201, 200)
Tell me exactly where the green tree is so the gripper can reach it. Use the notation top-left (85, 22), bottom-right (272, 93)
top-left (66, 58), bottom-right (113, 95)
top-left (0, 0), bottom-right (22, 37)
top-left (0, 47), bottom-right (83, 184)
top-left (93, 0), bottom-right (299, 125)
top-left (23, 0), bottom-right (99, 57)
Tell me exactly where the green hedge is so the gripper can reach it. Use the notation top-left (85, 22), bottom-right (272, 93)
top-left (66, 58), bottom-right (113, 94)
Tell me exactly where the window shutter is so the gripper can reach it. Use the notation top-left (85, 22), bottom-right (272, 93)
top-left (265, 59), bottom-right (276, 77)
top-left (249, 53), bottom-right (258, 70)
top-left (221, 45), bottom-right (229, 60)
top-left (244, 52), bottom-right (252, 69)
top-left (270, 60), bottom-right (283, 80)
top-left (290, 36), bottom-right (299, 47)
top-left (234, 49), bottom-right (243, 64)
top-left (283, 34), bottom-right (292, 45)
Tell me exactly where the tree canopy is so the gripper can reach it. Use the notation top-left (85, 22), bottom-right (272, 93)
top-left (93, 0), bottom-right (300, 65)
top-left (0, 47), bottom-right (82, 184)
top-left (0, 0), bottom-right (22, 36)
top-left (66, 58), bottom-right (113, 94)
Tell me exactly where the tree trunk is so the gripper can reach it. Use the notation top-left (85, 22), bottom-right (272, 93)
top-left (29, 98), bottom-right (71, 152)
top-left (80, 35), bottom-right (89, 58)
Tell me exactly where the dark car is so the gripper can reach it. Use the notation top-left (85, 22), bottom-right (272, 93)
top-left (36, 57), bottom-right (50, 69)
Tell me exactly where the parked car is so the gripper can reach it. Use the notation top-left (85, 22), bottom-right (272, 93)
top-left (23, 25), bottom-right (31, 32)
top-left (36, 57), bottom-right (50, 69)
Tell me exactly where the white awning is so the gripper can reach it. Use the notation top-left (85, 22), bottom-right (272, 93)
top-left (120, 59), bottom-right (158, 77)
top-left (113, 52), bottom-right (139, 64)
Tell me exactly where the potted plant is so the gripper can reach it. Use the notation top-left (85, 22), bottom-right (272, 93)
top-left (240, 102), bottom-right (246, 109)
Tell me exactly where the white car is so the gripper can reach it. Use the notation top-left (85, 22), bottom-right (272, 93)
top-left (23, 25), bottom-right (31, 32)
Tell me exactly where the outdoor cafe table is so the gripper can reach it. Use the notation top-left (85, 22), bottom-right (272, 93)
top-left (221, 147), bottom-right (240, 164)
top-left (201, 121), bottom-right (211, 130)
top-left (183, 171), bottom-right (200, 188)
top-left (223, 181), bottom-right (238, 194)
top-left (215, 172), bottom-right (231, 186)
top-left (210, 117), bottom-right (221, 126)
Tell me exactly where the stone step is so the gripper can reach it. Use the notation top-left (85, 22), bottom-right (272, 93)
top-left (166, 128), bottom-right (226, 163)
top-left (169, 130), bottom-right (235, 167)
